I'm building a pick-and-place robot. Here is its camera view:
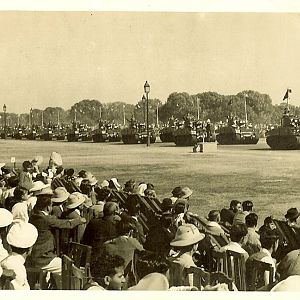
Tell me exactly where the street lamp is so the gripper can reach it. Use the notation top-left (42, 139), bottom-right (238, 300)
top-left (142, 94), bottom-right (146, 123)
top-left (30, 108), bottom-right (33, 126)
top-left (3, 104), bottom-right (7, 138)
top-left (144, 81), bottom-right (150, 146)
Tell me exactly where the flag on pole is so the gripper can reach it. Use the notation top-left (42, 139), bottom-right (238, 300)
top-left (283, 89), bottom-right (292, 101)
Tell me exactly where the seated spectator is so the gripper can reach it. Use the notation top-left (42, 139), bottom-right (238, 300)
top-left (28, 194), bottom-right (86, 289)
top-left (233, 200), bottom-right (254, 225)
top-left (0, 222), bottom-right (38, 290)
top-left (0, 208), bottom-right (13, 262)
top-left (169, 223), bottom-right (205, 268)
top-left (82, 202), bottom-right (120, 251)
top-left (220, 224), bottom-right (249, 261)
top-left (123, 194), bottom-right (146, 244)
top-left (285, 208), bottom-right (300, 229)
top-left (242, 213), bottom-right (261, 256)
top-left (51, 187), bottom-right (70, 218)
top-left (178, 187), bottom-right (193, 201)
top-left (136, 183), bottom-right (147, 196)
top-left (205, 210), bottom-right (225, 235)
top-left (246, 230), bottom-right (279, 287)
top-left (108, 178), bottom-right (122, 192)
top-left (277, 249), bottom-right (300, 281)
top-left (161, 198), bottom-right (173, 214)
top-left (144, 212), bottom-right (174, 256)
top-left (170, 186), bottom-right (182, 204)
top-left (144, 188), bottom-right (157, 200)
top-left (103, 215), bottom-right (143, 268)
top-left (220, 200), bottom-right (242, 227)
top-left (87, 252), bottom-right (126, 290)
top-left (123, 179), bottom-right (136, 194)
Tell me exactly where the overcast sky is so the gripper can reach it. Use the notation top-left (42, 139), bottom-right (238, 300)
top-left (1, 10), bottom-right (300, 113)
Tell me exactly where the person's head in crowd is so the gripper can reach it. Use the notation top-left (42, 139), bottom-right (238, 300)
top-left (31, 155), bottom-right (43, 169)
top-left (285, 208), bottom-right (300, 224)
top-left (65, 192), bottom-right (86, 211)
top-left (0, 162), bottom-right (5, 176)
top-left (230, 224), bottom-right (248, 244)
top-left (99, 180), bottom-right (110, 189)
top-left (116, 215), bottom-right (136, 237)
top-left (144, 189), bottom-right (157, 199)
top-left (173, 199), bottom-right (189, 215)
top-left (125, 194), bottom-right (141, 216)
top-left (80, 179), bottom-right (93, 196)
top-left (90, 252), bottom-right (126, 290)
top-left (7, 176), bottom-right (19, 189)
top-left (51, 187), bottom-right (70, 206)
top-left (242, 200), bottom-right (253, 213)
top-left (4, 196), bottom-right (19, 212)
top-left (136, 183), bottom-right (147, 196)
top-left (208, 210), bottom-right (221, 223)
top-left (64, 168), bottom-right (74, 180)
top-left (33, 194), bottom-right (52, 214)
top-left (170, 224), bottom-right (205, 255)
top-left (2, 167), bottom-right (13, 179)
top-left (230, 200), bottom-right (242, 213)
top-left (94, 187), bottom-right (111, 202)
top-left (147, 183), bottom-right (155, 190)
top-left (30, 181), bottom-right (52, 196)
top-left (109, 178), bottom-right (121, 191)
top-left (13, 186), bottom-right (29, 202)
top-left (260, 230), bottom-right (279, 254)
top-left (134, 250), bottom-right (170, 281)
top-left (34, 173), bottom-right (49, 184)
top-left (178, 187), bottom-right (193, 200)
top-left (0, 208), bottom-right (13, 232)
top-left (245, 213), bottom-right (258, 229)
top-left (78, 170), bottom-right (87, 178)
top-left (123, 179), bottom-right (135, 193)
top-left (171, 186), bottom-right (182, 198)
top-left (161, 198), bottom-right (173, 213)
top-left (6, 221), bottom-right (38, 257)
top-left (103, 202), bottom-right (120, 218)
top-left (22, 161), bottom-right (33, 173)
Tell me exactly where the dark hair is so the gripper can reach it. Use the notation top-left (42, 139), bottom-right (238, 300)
top-left (208, 210), bottom-right (220, 222)
top-left (22, 161), bottom-right (32, 170)
top-left (264, 216), bottom-right (274, 226)
top-left (161, 198), bottom-right (173, 213)
top-left (10, 245), bottom-right (30, 254)
top-left (7, 176), bottom-right (19, 188)
top-left (78, 170), bottom-right (87, 178)
top-left (242, 201), bottom-right (253, 212)
top-left (4, 196), bottom-right (19, 212)
top-left (245, 213), bottom-right (258, 228)
top-left (147, 183), bottom-right (155, 190)
top-left (135, 250), bottom-right (169, 280)
top-left (230, 224), bottom-right (248, 242)
top-left (90, 253), bottom-right (125, 285)
top-left (125, 194), bottom-right (141, 216)
top-left (56, 166), bottom-right (64, 176)
top-left (230, 200), bottom-right (241, 209)
top-left (80, 180), bottom-right (92, 196)
top-left (116, 217), bottom-right (135, 236)
top-left (34, 194), bottom-right (52, 211)
top-left (13, 186), bottom-right (28, 200)
top-left (95, 187), bottom-right (111, 202)
top-left (260, 231), bottom-right (279, 249)
top-left (103, 202), bottom-right (118, 217)
top-left (172, 186), bottom-right (182, 197)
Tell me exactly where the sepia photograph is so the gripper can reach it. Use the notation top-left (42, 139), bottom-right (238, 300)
top-left (0, 0), bottom-right (300, 294)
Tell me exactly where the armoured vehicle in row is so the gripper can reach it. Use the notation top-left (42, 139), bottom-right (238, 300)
top-left (266, 108), bottom-right (300, 150)
top-left (121, 119), bottom-right (156, 144)
top-left (216, 117), bottom-right (259, 145)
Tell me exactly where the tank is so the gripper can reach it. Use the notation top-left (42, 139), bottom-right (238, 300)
top-left (106, 124), bottom-right (122, 142)
top-left (79, 124), bottom-right (92, 141)
top-left (67, 122), bottom-right (80, 142)
top-left (173, 118), bottom-right (216, 146)
top-left (25, 125), bottom-right (38, 140)
top-left (121, 120), bottom-right (156, 144)
top-left (266, 110), bottom-right (300, 150)
top-left (160, 126), bottom-right (176, 143)
top-left (92, 121), bottom-right (108, 143)
top-left (41, 125), bottom-right (55, 141)
top-left (216, 117), bottom-right (259, 145)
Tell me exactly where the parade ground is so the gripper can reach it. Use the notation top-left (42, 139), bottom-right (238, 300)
top-left (0, 138), bottom-right (299, 226)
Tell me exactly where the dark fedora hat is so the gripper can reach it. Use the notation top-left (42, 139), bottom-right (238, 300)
top-left (285, 208), bottom-right (300, 220)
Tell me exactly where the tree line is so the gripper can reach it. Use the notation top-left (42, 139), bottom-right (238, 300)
top-left (2, 90), bottom-right (299, 127)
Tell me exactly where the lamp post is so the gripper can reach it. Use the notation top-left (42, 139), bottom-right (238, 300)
top-left (29, 108), bottom-right (33, 126)
top-left (142, 95), bottom-right (146, 123)
top-left (196, 97), bottom-right (200, 120)
top-left (3, 104), bottom-right (7, 138)
top-left (244, 94), bottom-right (248, 126)
top-left (123, 105), bottom-right (126, 126)
top-left (144, 81), bottom-right (150, 146)
top-left (41, 111), bottom-right (44, 127)
top-left (156, 103), bottom-right (159, 128)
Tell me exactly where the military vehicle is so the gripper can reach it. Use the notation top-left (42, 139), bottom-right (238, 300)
top-left (67, 122), bottom-right (80, 142)
top-left (121, 119), bottom-right (156, 144)
top-left (266, 109), bottom-right (300, 150)
top-left (92, 121), bottom-right (108, 143)
top-left (173, 117), bottom-right (216, 146)
top-left (106, 124), bottom-right (122, 142)
top-left (216, 117), bottom-right (259, 145)
top-left (25, 125), bottom-right (38, 140)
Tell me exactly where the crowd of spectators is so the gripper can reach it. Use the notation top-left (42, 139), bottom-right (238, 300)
top-left (0, 151), bottom-right (300, 291)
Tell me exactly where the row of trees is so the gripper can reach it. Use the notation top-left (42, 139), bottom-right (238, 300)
top-left (1, 90), bottom-right (299, 127)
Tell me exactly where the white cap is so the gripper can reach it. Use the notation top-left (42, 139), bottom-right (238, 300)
top-left (0, 208), bottom-right (13, 227)
top-left (7, 221), bottom-right (38, 248)
top-left (30, 181), bottom-right (50, 192)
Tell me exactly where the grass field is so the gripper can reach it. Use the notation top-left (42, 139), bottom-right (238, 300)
top-left (1, 138), bottom-right (299, 226)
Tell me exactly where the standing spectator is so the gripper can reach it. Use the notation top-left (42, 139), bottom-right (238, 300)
top-left (0, 222), bottom-right (38, 290)
top-left (206, 210), bottom-right (225, 235)
top-left (28, 194), bottom-right (86, 289)
top-left (123, 179), bottom-right (136, 194)
top-left (18, 161), bottom-right (33, 191)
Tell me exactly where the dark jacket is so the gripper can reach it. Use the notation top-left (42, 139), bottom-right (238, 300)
top-left (29, 211), bottom-right (83, 267)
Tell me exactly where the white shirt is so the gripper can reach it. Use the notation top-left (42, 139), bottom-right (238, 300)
top-left (207, 221), bottom-right (222, 229)
top-left (0, 239), bottom-right (9, 262)
top-left (260, 248), bottom-right (276, 284)
top-left (0, 253), bottom-right (30, 290)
